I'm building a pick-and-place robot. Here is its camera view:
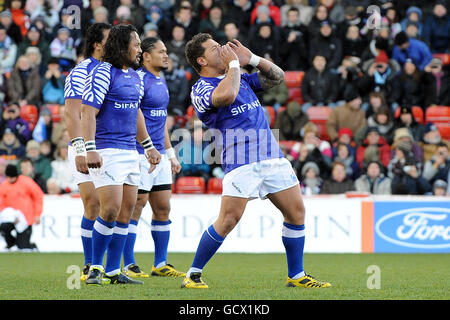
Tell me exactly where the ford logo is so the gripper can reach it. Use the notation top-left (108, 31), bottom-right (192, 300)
top-left (375, 207), bottom-right (450, 249)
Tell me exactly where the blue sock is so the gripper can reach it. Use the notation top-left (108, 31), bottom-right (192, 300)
top-left (188, 225), bottom-right (225, 276)
top-left (151, 219), bottom-right (171, 268)
top-left (91, 217), bottom-right (115, 270)
top-left (105, 221), bottom-right (128, 276)
top-left (282, 222), bottom-right (305, 279)
top-left (123, 219), bottom-right (138, 269)
top-left (80, 216), bottom-right (95, 265)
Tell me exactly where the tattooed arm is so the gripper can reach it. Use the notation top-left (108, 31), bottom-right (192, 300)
top-left (255, 58), bottom-right (285, 90)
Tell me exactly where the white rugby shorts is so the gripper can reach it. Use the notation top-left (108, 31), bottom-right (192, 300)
top-left (138, 153), bottom-right (172, 192)
top-left (88, 148), bottom-right (140, 189)
top-left (68, 145), bottom-right (92, 185)
top-left (222, 157), bottom-right (299, 199)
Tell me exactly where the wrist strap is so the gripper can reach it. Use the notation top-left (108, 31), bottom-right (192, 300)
top-left (85, 140), bottom-right (96, 152)
top-left (166, 147), bottom-right (175, 159)
top-left (140, 137), bottom-right (155, 151)
top-left (249, 54), bottom-right (261, 67)
top-left (229, 60), bottom-right (240, 70)
top-left (71, 137), bottom-right (86, 156)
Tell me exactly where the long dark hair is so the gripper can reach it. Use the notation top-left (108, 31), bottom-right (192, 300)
top-left (102, 24), bottom-right (139, 69)
top-left (83, 22), bottom-right (111, 58)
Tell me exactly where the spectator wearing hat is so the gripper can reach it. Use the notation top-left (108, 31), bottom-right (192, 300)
top-left (359, 50), bottom-right (401, 112)
top-left (0, 128), bottom-right (26, 163)
top-left (422, 1), bottom-right (450, 53)
top-left (41, 57), bottom-right (66, 105)
top-left (400, 6), bottom-right (423, 37)
top-left (0, 22), bottom-right (17, 75)
top-left (49, 26), bottom-right (77, 70)
top-left (279, 6), bottom-right (309, 71)
top-left (432, 179), bottom-right (448, 196)
top-left (250, 0), bottom-right (281, 27)
top-left (163, 53), bottom-right (189, 116)
top-left (0, 102), bottom-right (31, 144)
top-left (326, 85), bottom-right (366, 142)
top-left (422, 142), bottom-right (450, 186)
top-left (0, 9), bottom-right (22, 44)
top-left (390, 127), bottom-right (424, 168)
top-left (7, 55), bottom-right (41, 108)
top-left (320, 161), bottom-right (355, 194)
top-left (392, 31), bottom-right (432, 71)
top-left (299, 161), bottom-right (323, 196)
top-left (356, 126), bottom-right (391, 169)
top-left (420, 122), bottom-right (450, 162)
top-left (393, 58), bottom-right (424, 108)
top-left (331, 127), bottom-right (357, 158)
top-left (422, 57), bottom-right (450, 108)
top-left (142, 22), bottom-right (158, 39)
top-left (21, 139), bottom-right (52, 182)
top-left (17, 23), bottom-right (50, 68)
top-left (301, 55), bottom-right (339, 112)
top-left (0, 163), bottom-right (43, 250)
top-left (309, 19), bottom-right (342, 71)
top-left (355, 160), bottom-right (392, 194)
top-left (274, 101), bottom-right (309, 141)
top-left (394, 106), bottom-right (426, 143)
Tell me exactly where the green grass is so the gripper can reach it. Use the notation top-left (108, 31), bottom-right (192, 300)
top-left (0, 252), bottom-right (448, 300)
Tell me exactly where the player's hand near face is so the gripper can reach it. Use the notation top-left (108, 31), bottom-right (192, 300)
top-left (220, 43), bottom-right (239, 68)
top-left (86, 151), bottom-right (103, 169)
top-left (227, 39), bottom-right (252, 66)
top-left (146, 148), bottom-right (161, 173)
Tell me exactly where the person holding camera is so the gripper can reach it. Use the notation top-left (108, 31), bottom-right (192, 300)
top-left (422, 142), bottom-right (450, 186)
top-left (421, 57), bottom-right (450, 109)
top-left (0, 101), bottom-right (31, 145)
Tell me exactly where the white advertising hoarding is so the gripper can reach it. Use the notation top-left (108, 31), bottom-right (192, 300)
top-left (25, 195), bottom-right (362, 253)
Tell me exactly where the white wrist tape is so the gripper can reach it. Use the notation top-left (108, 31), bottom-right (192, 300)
top-left (71, 137), bottom-right (86, 156)
top-left (166, 147), bottom-right (175, 159)
top-left (249, 54), bottom-right (261, 67)
top-left (229, 60), bottom-right (240, 69)
top-left (140, 137), bottom-right (155, 151)
top-left (85, 140), bottom-right (96, 152)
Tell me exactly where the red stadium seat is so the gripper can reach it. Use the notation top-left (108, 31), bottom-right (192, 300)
top-left (175, 176), bottom-right (206, 194)
top-left (425, 106), bottom-right (450, 124)
top-left (46, 104), bottom-right (62, 122)
top-left (206, 177), bottom-right (222, 194)
top-left (306, 106), bottom-right (332, 141)
top-left (20, 104), bottom-right (39, 131)
top-left (287, 87), bottom-right (304, 104)
top-left (395, 106), bottom-right (424, 123)
top-left (264, 106), bottom-right (276, 128)
top-left (432, 53), bottom-right (450, 66)
top-left (284, 71), bottom-right (305, 87)
top-left (435, 123), bottom-right (450, 140)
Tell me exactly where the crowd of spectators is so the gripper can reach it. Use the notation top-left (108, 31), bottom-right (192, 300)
top-left (0, 0), bottom-right (448, 197)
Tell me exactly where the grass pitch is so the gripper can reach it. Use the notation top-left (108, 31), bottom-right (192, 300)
top-left (0, 252), bottom-right (448, 300)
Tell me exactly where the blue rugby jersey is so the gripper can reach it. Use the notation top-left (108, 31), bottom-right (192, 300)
top-left (81, 62), bottom-right (144, 150)
top-left (135, 67), bottom-right (169, 155)
top-left (190, 72), bottom-right (283, 174)
top-left (64, 57), bottom-right (100, 100)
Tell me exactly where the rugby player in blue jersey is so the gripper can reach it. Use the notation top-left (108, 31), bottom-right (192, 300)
top-left (81, 24), bottom-right (161, 285)
top-left (64, 22), bottom-right (111, 281)
top-left (182, 33), bottom-right (331, 289)
top-left (121, 37), bottom-right (185, 279)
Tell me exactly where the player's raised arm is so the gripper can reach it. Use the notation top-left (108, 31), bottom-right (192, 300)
top-left (210, 44), bottom-right (241, 107)
top-left (228, 39), bottom-right (284, 90)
